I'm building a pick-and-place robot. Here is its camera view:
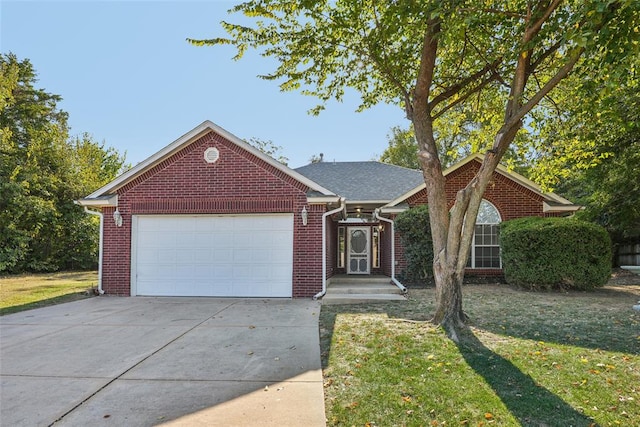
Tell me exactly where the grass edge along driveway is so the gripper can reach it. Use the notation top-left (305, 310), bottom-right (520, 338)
top-left (0, 271), bottom-right (97, 315)
top-left (320, 283), bottom-right (640, 426)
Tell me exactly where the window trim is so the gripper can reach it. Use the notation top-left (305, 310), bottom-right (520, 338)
top-left (337, 226), bottom-right (345, 268)
top-left (372, 227), bottom-right (380, 268)
top-left (468, 200), bottom-right (502, 269)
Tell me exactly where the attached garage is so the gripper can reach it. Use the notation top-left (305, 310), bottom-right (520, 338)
top-left (131, 214), bottom-right (294, 297)
top-left (78, 121), bottom-right (337, 297)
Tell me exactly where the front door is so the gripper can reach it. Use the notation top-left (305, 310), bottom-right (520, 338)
top-left (347, 227), bottom-right (370, 274)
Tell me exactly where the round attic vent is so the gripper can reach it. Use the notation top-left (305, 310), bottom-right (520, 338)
top-left (204, 147), bottom-right (220, 163)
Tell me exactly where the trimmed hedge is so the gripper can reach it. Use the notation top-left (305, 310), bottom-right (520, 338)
top-left (395, 205), bottom-right (433, 284)
top-left (500, 217), bottom-right (611, 290)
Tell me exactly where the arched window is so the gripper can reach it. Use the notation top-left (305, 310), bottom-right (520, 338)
top-left (468, 200), bottom-right (502, 268)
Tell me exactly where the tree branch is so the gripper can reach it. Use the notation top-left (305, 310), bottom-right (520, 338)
top-left (411, 18), bottom-right (441, 119)
top-left (529, 38), bottom-right (563, 70)
top-left (505, 48), bottom-right (584, 130)
top-left (431, 72), bottom-right (498, 120)
top-left (525, 0), bottom-right (563, 41)
top-left (429, 59), bottom-right (501, 110)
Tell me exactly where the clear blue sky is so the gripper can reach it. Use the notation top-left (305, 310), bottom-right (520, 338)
top-left (1, 1), bottom-right (407, 168)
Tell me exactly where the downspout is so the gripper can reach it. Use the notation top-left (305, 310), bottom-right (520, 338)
top-left (77, 203), bottom-right (105, 295)
top-left (374, 209), bottom-right (407, 294)
top-left (314, 197), bottom-right (346, 300)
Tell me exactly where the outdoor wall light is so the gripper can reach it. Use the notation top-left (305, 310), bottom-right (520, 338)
top-left (113, 208), bottom-right (123, 227)
top-left (378, 224), bottom-right (384, 232)
top-left (301, 206), bottom-right (308, 226)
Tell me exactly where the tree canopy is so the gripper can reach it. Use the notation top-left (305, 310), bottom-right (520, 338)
top-left (0, 53), bottom-right (127, 273)
top-left (190, 1), bottom-right (640, 338)
top-left (530, 54), bottom-right (640, 245)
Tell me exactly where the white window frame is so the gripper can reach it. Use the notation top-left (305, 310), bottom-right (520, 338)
top-left (468, 200), bottom-right (502, 269)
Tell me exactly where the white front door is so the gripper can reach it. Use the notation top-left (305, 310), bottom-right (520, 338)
top-left (347, 227), bottom-right (370, 274)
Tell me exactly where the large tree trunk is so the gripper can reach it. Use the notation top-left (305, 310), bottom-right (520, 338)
top-left (408, 14), bottom-right (560, 341)
top-left (432, 260), bottom-right (467, 341)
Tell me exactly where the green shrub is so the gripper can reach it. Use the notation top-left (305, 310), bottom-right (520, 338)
top-left (500, 217), bottom-right (611, 290)
top-left (395, 205), bottom-right (433, 284)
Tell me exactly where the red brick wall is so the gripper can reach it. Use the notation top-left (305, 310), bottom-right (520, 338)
top-left (399, 159), bottom-right (548, 276)
top-left (407, 160), bottom-right (546, 220)
top-left (101, 130), bottom-right (324, 297)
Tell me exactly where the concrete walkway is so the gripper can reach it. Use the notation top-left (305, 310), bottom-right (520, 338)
top-left (0, 297), bottom-right (326, 426)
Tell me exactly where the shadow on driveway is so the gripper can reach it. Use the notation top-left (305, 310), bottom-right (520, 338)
top-left (1, 297), bottom-right (326, 426)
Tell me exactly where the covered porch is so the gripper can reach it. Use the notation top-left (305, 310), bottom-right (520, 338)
top-left (322, 204), bottom-right (407, 304)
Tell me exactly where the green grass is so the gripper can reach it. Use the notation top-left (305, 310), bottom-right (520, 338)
top-left (0, 271), bottom-right (97, 315)
top-left (320, 283), bottom-right (640, 426)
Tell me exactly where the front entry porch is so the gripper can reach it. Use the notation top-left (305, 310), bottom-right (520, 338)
top-left (322, 274), bottom-right (406, 305)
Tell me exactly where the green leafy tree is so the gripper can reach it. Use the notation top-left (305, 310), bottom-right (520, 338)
top-left (308, 153), bottom-right (324, 163)
top-left (190, 1), bottom-right (640, 339)
top-left (0, 54), bottom-right (126, 273)
top-left (246, 137), bottom-right (289, 165)
top-left (530, 66), bottom-right (640, 248)
top-left (380, 126), bottom-right (420, 169)
top-left (60, 134), bottom-right (128, 270)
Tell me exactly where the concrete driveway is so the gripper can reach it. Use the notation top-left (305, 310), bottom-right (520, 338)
top-left (0, 297), bottom-right (326, 426)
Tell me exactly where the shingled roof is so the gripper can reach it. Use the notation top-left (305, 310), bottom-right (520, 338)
top-left (295, 161), bottom-right (424, 202)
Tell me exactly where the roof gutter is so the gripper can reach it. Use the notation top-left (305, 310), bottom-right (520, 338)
top-left (76, 203), bottom-right (105, 295)
top-left (314, 197), bottom-right (346, 301)
top-left (374, 209), bottom-right (407, 294)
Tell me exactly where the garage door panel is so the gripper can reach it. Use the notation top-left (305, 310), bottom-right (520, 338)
top-left (175, 250), bottom-right (197, 263)
top-left (213, 248), bottom-right (233, 263)
top-left (216, 232), bottom-right (234, 246)
top-left (194, 249), bottom-right (213, 263)
top-left (250, 249), bottom-right (271, 263)
top-left (193, 233), bottom-right (208, 247)
top-left (213, 265), bottom-right (233, 279)
top-left (157, 249), bottom-right (176, 263)
top-left (133, 215), bottom-right (293, 297)
top-left (272, 231), bottom-right (292, 245)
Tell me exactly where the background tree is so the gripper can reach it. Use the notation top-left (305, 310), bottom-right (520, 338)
top-left (529, 56), bottom-right (640, 253)
top-left (0, 54), bottom-right (127, 273)
top-left (190, 1), bottom-right (639, 339)
top-left (308, 152), bottom-right (324, 164)
top-left (379, 126), bottom-right (420, 169)
top-left (380, 106), bottom-right (535, 171)
top-left (246, 137), bottom-right (289, 165)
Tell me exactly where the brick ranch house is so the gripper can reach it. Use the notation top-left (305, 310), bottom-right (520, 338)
top-left (77, 120), bottom-right (580, 298)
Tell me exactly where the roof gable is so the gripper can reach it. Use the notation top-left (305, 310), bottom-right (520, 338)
top-left (295, 161), bottom-right (424, 202)
top-left (385, 153), bottom-right (577, 210)
top-left (81, 121), bottom-right (334, 203)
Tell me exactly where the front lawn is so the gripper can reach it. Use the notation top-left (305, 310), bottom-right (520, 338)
top-left (321, 281), bottom-right (640, 426)
top-left (0, 271), bottom-right (97, 315)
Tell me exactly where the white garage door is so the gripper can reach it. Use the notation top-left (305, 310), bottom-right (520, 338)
top-left (131, 214), bottom-right (293, 297)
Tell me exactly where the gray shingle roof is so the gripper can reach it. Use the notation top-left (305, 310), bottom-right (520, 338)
top-left (295, 161), bottom-right (423, 201)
